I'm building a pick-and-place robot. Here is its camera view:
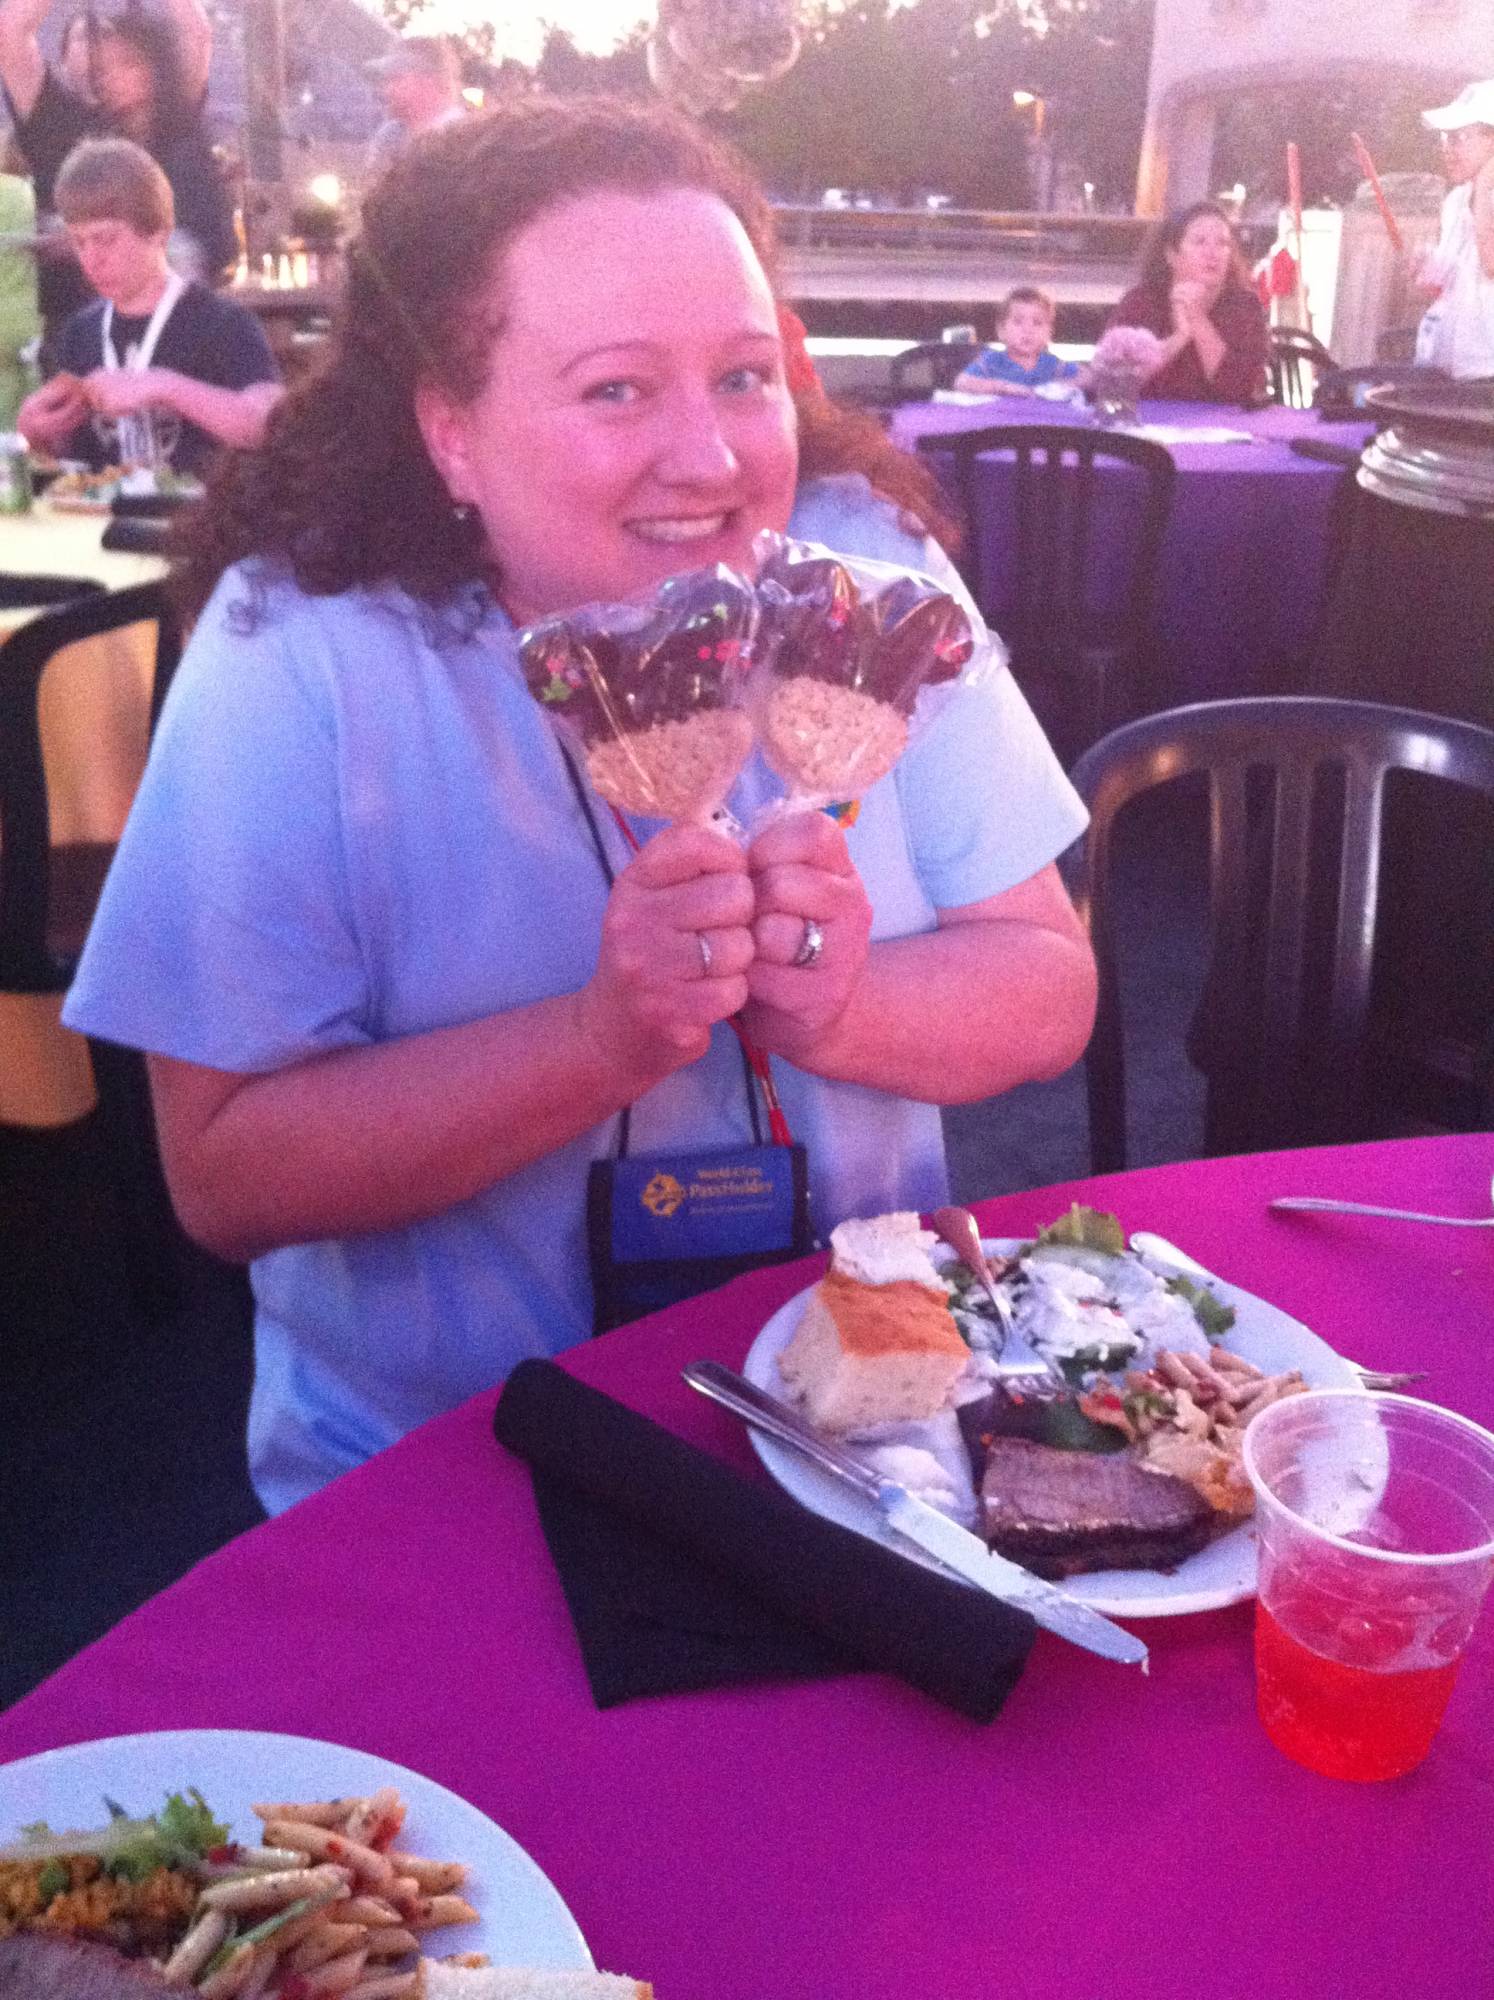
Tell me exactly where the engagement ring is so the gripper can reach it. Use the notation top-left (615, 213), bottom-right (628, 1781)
top-left (792, 917), bottom-right (825, 969)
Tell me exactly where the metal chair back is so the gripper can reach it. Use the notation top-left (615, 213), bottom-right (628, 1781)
top-left (1068, 696), bottom-right (1494, 1171)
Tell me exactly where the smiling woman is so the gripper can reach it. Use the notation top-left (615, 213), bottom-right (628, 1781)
top-left (63, 96), bottom-right (1095, 1516)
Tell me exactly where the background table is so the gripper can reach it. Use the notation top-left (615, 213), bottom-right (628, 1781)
top-left (2, 499), bottom-right (166, 634)
top-left (2, 1136), bottom-right (1490, 2000)
top-left (893, 399), bottom-right (1374, 706)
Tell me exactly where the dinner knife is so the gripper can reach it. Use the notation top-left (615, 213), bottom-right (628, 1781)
top-left (683, 1360), bottom-right (1149, 1669)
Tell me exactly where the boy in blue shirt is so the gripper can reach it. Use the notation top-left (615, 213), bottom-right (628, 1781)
top-left (953, 285), bottom-right (1079, 394)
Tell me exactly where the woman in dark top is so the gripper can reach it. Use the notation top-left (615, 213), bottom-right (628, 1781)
top-left (1107, 200), bottom-right (1269, 405)
top-left (0, 0), bottom-right (235, 281)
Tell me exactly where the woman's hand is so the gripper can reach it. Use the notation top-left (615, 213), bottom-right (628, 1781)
top-left (577, 823), bottom-right (755, 1083)
top-left (1169, 279), bottom-right (1208, 338)
top-left (741, 810), bottom-right (872, 1057)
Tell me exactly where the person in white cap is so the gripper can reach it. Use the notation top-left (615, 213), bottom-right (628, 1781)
top-left (1415, 79), bottom-right (1494, 379)
top-left (365, 34), bottom-right (466, 182)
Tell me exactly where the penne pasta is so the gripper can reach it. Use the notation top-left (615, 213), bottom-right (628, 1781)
top-left (342, 1976), bottom-right (419, 2000)
top-left (301, 1946), bottom-right (371, 1994)
top-left (161, 1906), bottom-right (229, 1983)
top-left (288, 1921), bottom-right (368, 1973)
top-left (344, 1789), bottom-right (406, 1851)
top-left (251, 1800), bottom-right (353, 1828)
top-left (262, 1819), bottom-right (397, 1889)
top-left (197, 1943), bottom-right (261, 2000)
top-left (385, 1854), bottom-right (468, 1894)
top-left (362, 1926), bottom-right (419, 1960)
top-left (200, 1864), bottom-right (352, 1913)
top-left (406, 1894), bottom-right (480, 1931)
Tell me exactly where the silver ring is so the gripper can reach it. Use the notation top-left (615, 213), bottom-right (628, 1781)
top-left (792, 917), bottom-right (825, 969)
top-left (696, 931), bottom-right (713, 976)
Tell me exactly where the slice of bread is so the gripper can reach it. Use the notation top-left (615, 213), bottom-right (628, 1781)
top-left (777, 1265), bottom-right (968, 1433)
top-left (416, 1966), bottom-right (652, 1999)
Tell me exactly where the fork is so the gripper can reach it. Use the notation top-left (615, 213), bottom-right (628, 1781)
top-left (1270, 1196), bottom-right (1494, 1228)
top-left (929, 1206), bottom-right (1061, 1398)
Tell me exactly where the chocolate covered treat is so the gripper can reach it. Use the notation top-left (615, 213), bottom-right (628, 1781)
top-left (519, 567), bottom-right (756, 820)
top-left (753, 541), bottom-right (974, 801)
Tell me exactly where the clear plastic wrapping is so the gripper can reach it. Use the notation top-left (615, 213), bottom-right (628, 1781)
top-left (518, 566), bottom-right (758, 823)
top-left (518, 540), bottom-right (990, 825)
top-left (749, 535), bottom-right (982, 809)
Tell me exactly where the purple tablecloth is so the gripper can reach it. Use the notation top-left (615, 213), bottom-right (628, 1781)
top-left (893, 399), bottom-right (1375, 704)
top-left (2, 1138), bottom-right (1492, 1997)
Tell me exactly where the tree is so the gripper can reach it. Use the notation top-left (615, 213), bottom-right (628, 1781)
top-left (366, 0), bottom-right (1157, 212)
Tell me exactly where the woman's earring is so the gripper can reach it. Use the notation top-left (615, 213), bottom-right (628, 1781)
top-left (452, 501), bottom-right (475, 527)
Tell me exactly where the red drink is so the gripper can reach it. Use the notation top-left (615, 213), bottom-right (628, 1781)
top-left (1255, 1597), bottom-right (1462, 1782)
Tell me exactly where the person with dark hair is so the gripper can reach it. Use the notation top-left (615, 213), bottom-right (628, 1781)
top-left (0, 0), bottom-right (235, 282)
top-left (1106, 201), bottom-right (1269, 404)
top-left (17, 137), bottom-right (279, 472)
top-left (66, 97), bottom-right (1095, 1516)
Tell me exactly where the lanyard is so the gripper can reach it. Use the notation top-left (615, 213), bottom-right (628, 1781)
top-left (558, 745), bottom-right (793, 1152)
top-left (101, 270), bottom-right (186, 374)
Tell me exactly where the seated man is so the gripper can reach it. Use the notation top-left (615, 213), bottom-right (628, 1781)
top-left (952, 285), bottom-right (1079, 397)
top-left (18, 136), bottom-right (281, 476)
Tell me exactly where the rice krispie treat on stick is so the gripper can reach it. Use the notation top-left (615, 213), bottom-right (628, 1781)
top-left (751, 539), bottom-right (975, 806)
top-left (519, 566), bottom-right (757, 822)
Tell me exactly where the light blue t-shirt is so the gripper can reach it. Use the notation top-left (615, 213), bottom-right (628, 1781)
top-left (959, 346), bottom-right (1078, 388)
top-left (65, 474), bottom-right (1086, 1513)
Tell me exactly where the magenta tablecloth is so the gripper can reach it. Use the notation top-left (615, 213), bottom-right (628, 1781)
top-left (4, 1137), bottom-right (1493, 1999)
top-left (893, 399), bottom-right (1375, 705)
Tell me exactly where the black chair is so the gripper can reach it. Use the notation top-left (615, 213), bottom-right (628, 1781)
top-left (0, 579), bottom-right (185, 1311)
top-left (916, 423), bottom-right (1176, 762)
top-left (888, 339), bottom-right (980, 401)
top-left (1266, 326), bottom-right (1336, 409)
top-left (0, 572), bottom-right (105, 612)
top-left (1068, 697), bottom-right (1494, 1173)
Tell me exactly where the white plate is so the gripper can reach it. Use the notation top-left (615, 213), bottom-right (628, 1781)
top-left (743, 1240), bottom-right (1363, 1618)
top-left (0, 1729), bottom-right (592, 1972)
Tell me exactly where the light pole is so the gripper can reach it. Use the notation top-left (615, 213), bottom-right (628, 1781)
top-left (1013, 89), bottom-right (1052, 210)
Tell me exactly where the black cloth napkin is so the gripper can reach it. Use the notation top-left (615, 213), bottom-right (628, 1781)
top-left (493, 1359), bottom-right (1035, 1723)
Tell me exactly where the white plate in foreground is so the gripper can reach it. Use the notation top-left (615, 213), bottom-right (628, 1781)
top-left (0, 1729), bottom-right (592, 1971)
top-left (743, 1240), bottom-right (1362, 1618)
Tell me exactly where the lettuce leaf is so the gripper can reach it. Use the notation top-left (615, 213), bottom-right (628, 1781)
top-left (1164, 1273), bottom-right (1237, 1340)
top-left (1028, 1203), bottom-right (1127, 1258)
top-left (0, 1789), bottom-right (228, 1877)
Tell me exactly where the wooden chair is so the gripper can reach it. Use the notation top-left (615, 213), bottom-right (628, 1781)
top-left (1067, 697), bottom-right (1494, 1173)
top-left (0, 579), bottom-right (185, 1311)
top-left (916, 423), bottom-right (1176, 763)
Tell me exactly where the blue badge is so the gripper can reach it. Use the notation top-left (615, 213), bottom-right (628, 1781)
top-left (609, 1144), bottom-right (798, 1263)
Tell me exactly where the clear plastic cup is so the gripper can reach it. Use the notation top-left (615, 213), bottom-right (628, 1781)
top-left (1243, 1391), bottom-right (1494, 1780)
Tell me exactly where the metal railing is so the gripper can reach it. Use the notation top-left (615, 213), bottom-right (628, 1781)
top-left (770, 204), bottom-right (1153, 261)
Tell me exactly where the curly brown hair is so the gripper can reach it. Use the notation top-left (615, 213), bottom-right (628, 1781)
top-left (173, 95), bottom-right (955, 623)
